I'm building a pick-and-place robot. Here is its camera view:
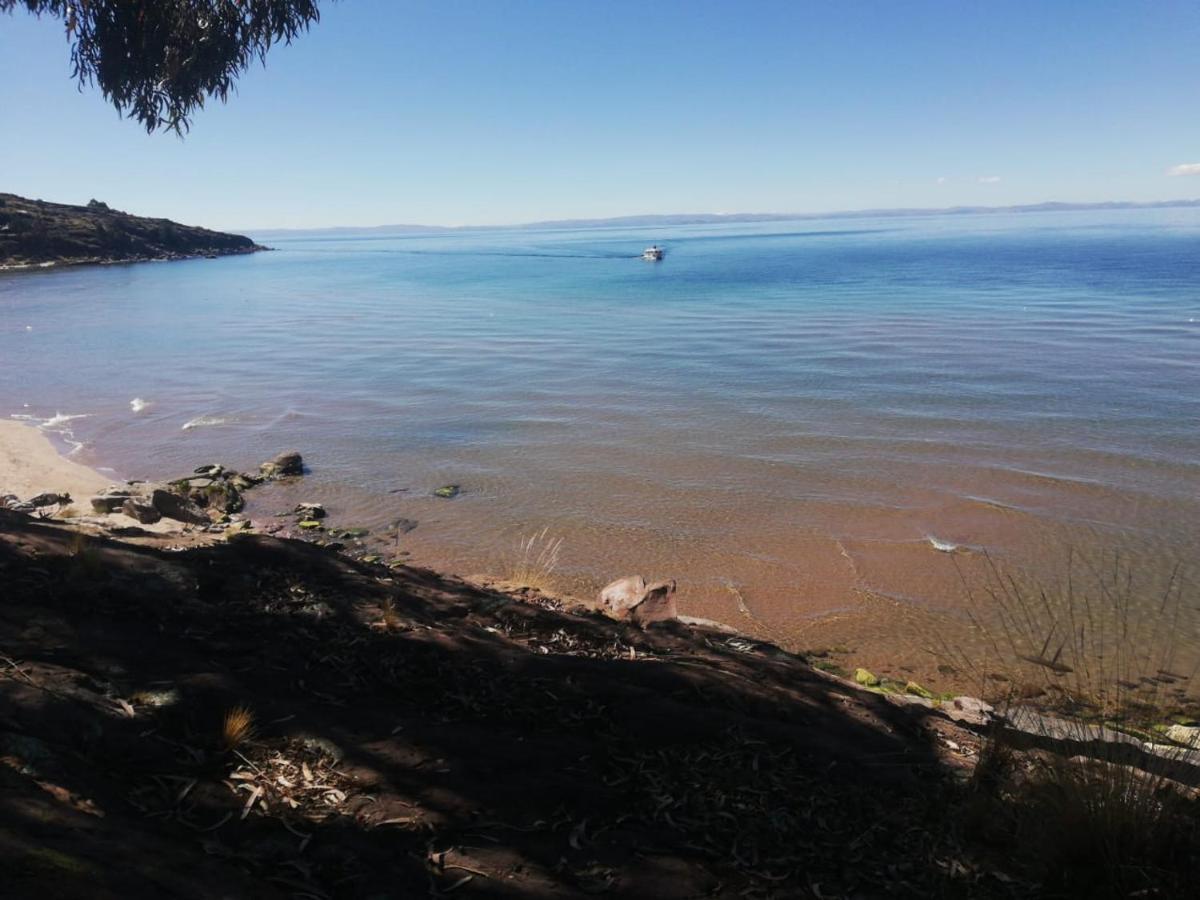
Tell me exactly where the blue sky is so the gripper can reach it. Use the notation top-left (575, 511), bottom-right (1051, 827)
top-left (2, 0), bottom-right (1199, 229)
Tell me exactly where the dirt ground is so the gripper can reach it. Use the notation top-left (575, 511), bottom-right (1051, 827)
top-left (0, 510), bottom-right (1022, 898)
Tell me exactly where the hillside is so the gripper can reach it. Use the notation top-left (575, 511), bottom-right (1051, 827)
top-left (0, 193), bottom-right (263, 268)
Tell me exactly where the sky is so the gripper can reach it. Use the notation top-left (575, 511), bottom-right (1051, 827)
top-left (2, 0), bottom-right (1199, 230)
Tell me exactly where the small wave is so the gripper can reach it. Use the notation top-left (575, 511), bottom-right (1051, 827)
top-left (40, 412), bottom-right (90, 430)
top-left (182, 415), bottom-right (227, 431)
top-left (130, 398), bottom-right (149, 413)
top-left (927, 535), bottom-right (960, 553)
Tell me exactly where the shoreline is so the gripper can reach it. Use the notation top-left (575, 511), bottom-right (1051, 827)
top-left (0, 419), bottom-right (115, 501)
top-left (0, 245), bottom-right (266, 273)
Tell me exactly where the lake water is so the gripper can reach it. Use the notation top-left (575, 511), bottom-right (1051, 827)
top-left (3, 209), bottom-right (1199, 685)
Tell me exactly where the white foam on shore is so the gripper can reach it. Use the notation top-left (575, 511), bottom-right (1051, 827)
top-left (130, 397), bottom-right (149, 413)
top-left (40, 412), bottom-right (90, 430)
top-left (182, 415), bottom-right (227, 431)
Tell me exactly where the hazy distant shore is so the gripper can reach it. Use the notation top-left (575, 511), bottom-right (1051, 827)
top-left (246, 196), bottom-right (1200, 237)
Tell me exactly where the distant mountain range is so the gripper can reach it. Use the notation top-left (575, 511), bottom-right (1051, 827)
top-left (0, 193), bottom-right (263, 269)
top-left (248, 198), bottom-right (1200, 238)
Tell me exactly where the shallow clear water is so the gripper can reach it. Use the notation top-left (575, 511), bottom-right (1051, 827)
top-left (3, 209), bottom-right (1199, 678)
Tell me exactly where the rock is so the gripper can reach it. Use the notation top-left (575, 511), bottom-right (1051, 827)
top-left (599, 575), bottom-right (678, 625)
top-left (361, 555), bottom-right (382, 564)
top-left (168, 478), bottom-right (243, 517)
top-left (600, 576), bottom-right (650, 618)
top-left (229, 472), bottom-right (263, 490)
top-left (149, 488), bottom-right (209, 525)
top-left (904, 680), bottom-right (934, 699)
top-left (1165, 724), bottom-right (1200, 748)
top-left (295, 502), bottom-right (326, 519)
top-left (121, 497), bottom-right (162, 524)
top-left (854, 668), bottom-right (879, 687)
top-left (29, 492), bottom-right (71, 508)
top-left (193, 463), bottom-right (226, 477)
top-left (298, 520), bottom-right (324, 530)
top-left (90, 489), bottom-right (133, 514)
top-left (630, 582), bottom-right (679, 627)
top-left (943, 696), bottom-right (996, 727)
top-left (260, 450), bottom-right (304, 478)
top-left (433, 484), bottom-right (460, 499)
top-left (340, 527), bottom-right (370, 539)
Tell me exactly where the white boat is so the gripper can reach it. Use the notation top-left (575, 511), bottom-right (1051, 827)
top-left (642, 245), bottom-right (664, 261)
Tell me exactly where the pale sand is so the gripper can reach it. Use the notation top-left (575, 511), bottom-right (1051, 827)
top-left (0, 419), bottom-right (112, 501)
top-left (0, 419), bottom-right (185, 534)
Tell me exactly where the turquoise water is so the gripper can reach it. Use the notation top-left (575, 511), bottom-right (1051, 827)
top-left (2, 209), bottom-right (1198, 665)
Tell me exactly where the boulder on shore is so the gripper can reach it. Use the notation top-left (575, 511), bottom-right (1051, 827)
top-left (599, 575), bottom-right (678, 626)
top-left (149, 487), bottom-right (209, 525)
top-left (121, 496), bottom-right (162, 524)
top-left (91, 487), bottom-right (134, 514)
top-left (260, 451), bottom-right (304, 479)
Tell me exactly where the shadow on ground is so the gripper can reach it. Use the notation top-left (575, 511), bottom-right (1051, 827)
top-left (0, 510), bottom-right (1010, 898)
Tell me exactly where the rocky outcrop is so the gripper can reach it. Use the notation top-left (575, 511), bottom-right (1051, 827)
top-left (81, 452), bottom-right (303, 529)
top-left (599, 576), bottom-right (678, 626)
top-left (0, 192), bottom-right (266, 269)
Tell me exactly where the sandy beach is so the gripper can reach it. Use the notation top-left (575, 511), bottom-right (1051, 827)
top-left (0, 418), bottom-right (112, 502)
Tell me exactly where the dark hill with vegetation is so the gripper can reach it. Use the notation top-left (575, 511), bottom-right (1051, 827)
top-left (0, 193), bottom-right (263, 268)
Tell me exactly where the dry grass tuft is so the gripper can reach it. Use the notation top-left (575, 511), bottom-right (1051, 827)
top-left (941, 551), bottom-right (1200, 896)
top-left (381, 597), bottom-right (403, 632)
top-left (508, 527), bottom-right (563, 593)
top-left (221, 705), bottom-right (256, 752)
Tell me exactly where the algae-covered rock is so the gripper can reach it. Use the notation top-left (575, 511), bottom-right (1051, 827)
top-left (904, 681), bottom-right (934, 699)
top-left (297, 520), bottom-right (323, 530)
top-left (434, 484), bottom-right (460, 499)
top-left (854, 668), bottom-right (879, 687)
top-left (340, 527), bottom-right (370, 538)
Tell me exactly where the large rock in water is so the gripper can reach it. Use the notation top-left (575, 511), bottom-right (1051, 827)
top-left (260, 451), bottom-right (304, 478)
top-left (599, 576), bottom-right (678, 626)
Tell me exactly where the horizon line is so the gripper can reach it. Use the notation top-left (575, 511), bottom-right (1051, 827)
top-left (239, 197), bottom-right (1200, 236)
